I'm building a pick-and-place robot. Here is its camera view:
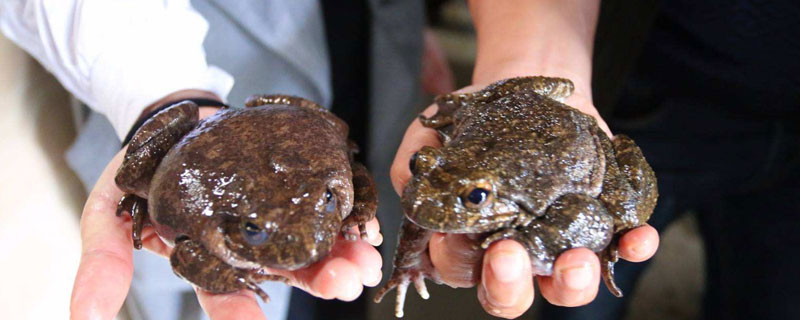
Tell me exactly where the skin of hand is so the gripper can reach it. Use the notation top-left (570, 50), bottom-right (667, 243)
top-left (70, 90), bottom-right (384, 320)
top-left (388, 1), bottom-right (660, 318)
top-left (421, 28), bottom-right (457, 95)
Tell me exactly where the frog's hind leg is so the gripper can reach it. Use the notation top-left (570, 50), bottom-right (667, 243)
top-left (482, 193), bottom-right (614, 276)
top-left (341, 159), bottom-right (378, 240)
top-left (599, 238), bottom-right (623, 297)
top-left (499, 76), bottom-right (574, 102)
top-left (116, 194), bottom-right (150, 249)
top-left (246, 94), bottom-right (350, 138)
top-left (609, 134), bottom-right (658, 219)
top-left (170, 237), bottom-right (283, 303)
top-left (374, 218), bottom-right (438, 318)
top-left (245, 94), bottom-right (326, 111)
top-left (421, 77), bottom-right (574, 142)
top-left (115, 101), bottom-right (199, 197)
top-left (597, 133), bottom-right (658, 297)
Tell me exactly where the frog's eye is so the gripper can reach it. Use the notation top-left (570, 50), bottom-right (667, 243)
top-left (324, 188), bottom-right (337, 213)
top-left (241, 222), bottom-right (269, 245)
top-left (461, 182), bottom-right (494, 209)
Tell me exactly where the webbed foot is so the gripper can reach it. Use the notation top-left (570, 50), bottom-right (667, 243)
top-left (170, 237), bottom-right (279, 303)
top-left (374, 266), bottom-right (432, 318)
top-left (341, 161), bottom-right (378, 241)
top-left (600, 237), bottom-right (623, 297)
top-left (116, 194), bottom-right (149, 249)
top-left (374, 219), bottom-right (436, 317)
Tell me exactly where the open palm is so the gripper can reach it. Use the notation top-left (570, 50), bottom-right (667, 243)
top-left (70, 140), bottom-right (383, 320)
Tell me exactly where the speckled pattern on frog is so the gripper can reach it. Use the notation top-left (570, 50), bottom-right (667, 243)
top-left (375, 77), bottom-right (657, 317)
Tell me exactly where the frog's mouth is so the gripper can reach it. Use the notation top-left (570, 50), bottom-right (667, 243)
top-left (203, 226), bottom-right (265, 270)
top-left (404, 192), bottom-right (521, 233)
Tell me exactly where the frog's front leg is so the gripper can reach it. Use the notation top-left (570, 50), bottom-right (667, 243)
top-left (170, 237), bottom-right (286, 302)
top-left (116, 194), bottom-right (149, 249)
top-left (341, 161), bottom-right (378, 240)
top-left (374, 218), bottom-right (437, 318)
top-left (482, 194), bottom-right (614, 276)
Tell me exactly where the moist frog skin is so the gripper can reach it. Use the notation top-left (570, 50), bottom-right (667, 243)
top-left (375, 77), bottom-right (657, 317)
top-left (114, 95), bottom-right (378, 301)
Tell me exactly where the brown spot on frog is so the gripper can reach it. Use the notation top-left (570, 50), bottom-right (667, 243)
top-left (374, 77), bottom-right (657, 317)
top-left (114, 95), bottom-right (378, 301)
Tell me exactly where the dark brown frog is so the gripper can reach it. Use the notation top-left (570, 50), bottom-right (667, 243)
top-left (114, 95), bottom-right (378, 301)
top-left (375, 77), bottom-right (657, 317)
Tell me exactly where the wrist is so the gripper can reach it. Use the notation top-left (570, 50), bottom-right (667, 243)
top-left (138, 89), bottom-right (222, 120)
top-left (469, 0), bottom-right (599, 101)
top-left (122, 90), bottom-right (225, 146)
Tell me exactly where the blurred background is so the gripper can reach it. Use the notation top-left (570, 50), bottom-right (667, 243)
top-left (0, 1), bottom-right (703, 319)
top-left (0, 30), bottom-right (84, 318)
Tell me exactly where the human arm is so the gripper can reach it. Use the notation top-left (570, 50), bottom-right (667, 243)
top-left (0, 0), bottom-right (232, 139)
top-left (389, 1), bottom-right (659, 318)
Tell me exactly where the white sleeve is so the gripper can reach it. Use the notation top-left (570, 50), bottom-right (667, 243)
top-left (0, 0), bottom-right (234, 139)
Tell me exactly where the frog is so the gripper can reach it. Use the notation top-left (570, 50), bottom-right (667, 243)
top-left (114, 95), bottom-right (378, 302)
top-left (374, 76), bottom-right (658, 317)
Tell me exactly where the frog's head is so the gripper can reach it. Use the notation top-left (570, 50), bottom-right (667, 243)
top-left (211, 165), bottom-right (354, 271)
top-left (402, 146), bottom-right (522, 233)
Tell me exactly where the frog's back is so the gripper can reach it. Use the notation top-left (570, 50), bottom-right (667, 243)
top-left (148, 105), bottom-right (351, 241)
top-left (445, 90), bottom-right (607, 212)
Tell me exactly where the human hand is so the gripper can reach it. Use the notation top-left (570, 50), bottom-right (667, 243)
top-left (421, 28), bottom-right (456, 95)
top-left (70, 106), bottom-right (383, 320)
top-left (388, 83), bottom-right (659, 318)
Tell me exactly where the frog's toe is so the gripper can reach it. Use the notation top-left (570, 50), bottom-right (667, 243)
top-left (116, 194), bottom-right (149, 249)
top-left (343, 230), bottom-right (360, 241)
top-left (245, 282), bottom-right (271, 303)
top-left (341, 217), bottom-right (369, 241)
top-left (374, 270), bottom-right (414, 318)
top-left (375, 266), bottom-right (433, 318)
top-left (599, 239), bottom-right (623, 297)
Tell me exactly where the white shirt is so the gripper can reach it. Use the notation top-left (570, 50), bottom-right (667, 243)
top-left (0, 0), bottom-right (234, 139)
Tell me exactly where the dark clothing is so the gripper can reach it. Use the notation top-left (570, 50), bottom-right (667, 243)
top-left (627, 0), bottom-right (800, 118)
top-left (542, 98), bottom-right (800, 320)
top-left (543, 1), bottom-right (800, 318)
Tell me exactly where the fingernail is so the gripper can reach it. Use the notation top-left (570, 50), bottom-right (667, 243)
top-left (557, 262), bottom-right (593, 290)
top-left (365, 269), bottom-right (383, 287)
top-left (630, 238), bottom-right (650, 257)
top-left (372, 232), bottom-right (383, 246)
top-left (488, 250), bottom-right (525, 283)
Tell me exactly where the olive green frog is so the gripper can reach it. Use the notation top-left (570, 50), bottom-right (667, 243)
top-left (375, 77), bottom-right (657, 317)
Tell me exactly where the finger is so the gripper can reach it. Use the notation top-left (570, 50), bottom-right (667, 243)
top-left (277, 255), bottom-right (364, 301)
top-left (70, 151), bottom-right (134, 320)
top-left (618, 224), bottom-right (659, 262)
top-left (421, 29), bottom-right (456, 95)
top-left (195, 288), bottom-right (265, 320)
top-left (365, 218), bottom-right (383, 246)
top-left (477, 240), bottom-right (534, 319)
top-left (139, 226), bottom-right (171, 257)
top-left (329, 236), bottom-right (383, 287)
top-left (537, 248), bottom-right (600, 307)
top-left (428, 233), bottom-right (483, 287)
top-left (389, 106), bottom-right (442, 195)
